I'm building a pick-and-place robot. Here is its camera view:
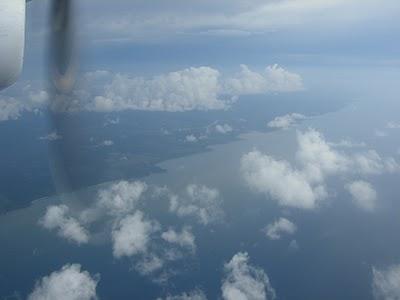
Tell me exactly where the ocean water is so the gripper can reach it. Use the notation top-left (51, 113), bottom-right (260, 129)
top-left (1, 86), bottom-right (400, 299)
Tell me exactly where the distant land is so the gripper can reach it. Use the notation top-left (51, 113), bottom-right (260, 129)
top-left (0, 92), bottom-right (349, 214)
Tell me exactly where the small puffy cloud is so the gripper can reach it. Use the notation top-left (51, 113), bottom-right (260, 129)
top-left (372, 264), bottom-right (400, 300)
top-left (215, 124), bottom-right (233, 134)
top-left (0, 97), bottom-right (27, 121)
top-left (186, 135), bottom-right (198, 143)
top-left (0, 87), bottom-right (50, 122)
top-left (169, 184), bottom-right (223, 225)
top-left (39, 131), bottom-right (62, 141)
top-left (97, 181), bottom-right (147, 216)
top-left (296, 129), bottom-right (350, 182)
top-left (29, 90), bottom-right (49, 106)
top-left (263, 218), bottom-right (297, 240)
top-left (328, 139), bottom-right (366, 148)
top-left (28, 264), bottom-right (99, 300)
top-left (267, 113), bottom-right (306, 130)
top-left (104, 117), bottom-right (120, 126)
top-left (345, 180), bottom-right (377, 212)
top-left (40, 205), bottom-right (89, 245)
top-left (353, 150), bottom-right (400, 175)
top-left (289, 240), bottom-right (300, 251)
top-left (241, 150), bottom-right (326, 209)
top-left (374, 129), bottom-right (388, 138)
top-left (223, 64), bottom-right (304, 95)
top-left (101, 140), bottom-right (114, 146)
top-left (136, 254), bottom-right (165, 276)
top-left (264, 65), bottom-right (304, 92)
top-left (386, 122), bottom-right (400, 129)
top-left (161, 289), bottom-right (207, 300)
top-left (161, 227), bottom-right (196, 252)
top-left (222, 252), bottom-right (276, 300)
top-left (112, 211), bottom-right (159, 258)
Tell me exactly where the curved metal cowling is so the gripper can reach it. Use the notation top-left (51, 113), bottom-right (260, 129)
top-left (0, 0), bottom-right (25, 91)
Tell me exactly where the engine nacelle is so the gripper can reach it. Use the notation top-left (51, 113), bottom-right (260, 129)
top-left (0, 0), bottom-right (25, 90)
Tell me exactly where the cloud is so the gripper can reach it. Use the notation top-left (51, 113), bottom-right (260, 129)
top-left (101, 140), bottom-right (114, 146)
top-left (161, 289), bottom-right (207, 300)
top-left (89, 67), bottom-right (225, 112)
top-left (267, 113), bottom-right (306, 130)
top-left (40, 205), bottom-right (89, 245)
top-left (112, 211), bottom-right (159, 258)
top-left (263, 218), bottom-right (297, 240)
top-left (386, 121), bottom-right (400, 129)
top-left (372, 264), bottom-right (400, 300)
top-left (241, 150), bottom-right (326, 209)
top-left (345, 180), bottom-right (377, 212)
top-left (296, 129), bottom-right (350, 183)
top-left (0, 96), bottom-right (28, 121)
top-left (39, 131), bottom-right (62, 141)
top-left (222, 252), bottom-right (276, 300)
top-left (169, 184), bottom-right (223, 225)
top-left (241, 128), bottom-right (398, 210)
top-left (1, 65), bottom-right (303, 118)
top-left (97, 181), bottom-right (147, 216)
top-left (28, 264), bottom-right (99, 300)
top-left (85, 65), bottom-right (303, 113)
top-left (161, 227), bottom-right (196, 252)
top-left (223, 64), bottom-right (304, 95)
top-left (79, 0), bottom-right (394, 46)
top-left (352, 150), bottom-right (400, 175)
top-left (104, 116), bottom-right (120, 126)
top-left (297, 129), bottom-right (399, 180)
top-left (0, 87), bottom-right (50, 122)
top-left (215, 124), bottom-right (233, 134)
top-left (328, 139), bottom-right (366, 148)
top-left (374, 129), bottom-right (388, 138)
top-left (135, 254), bottom-right (165, 276)
top-left (186, 135), bottom-right (198, 143)
top-left (37, 181), bottom-right (207, 282)
top-left (289, 240), bottom-right (300, 251)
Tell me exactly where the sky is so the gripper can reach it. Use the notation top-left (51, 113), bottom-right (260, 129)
top-left (0, 0), bottom-right (397, 119)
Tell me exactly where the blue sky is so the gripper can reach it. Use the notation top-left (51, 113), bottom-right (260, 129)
top-left (0, 0), bottom-right (396, 121)
top-left (23, 0), bottom-right (400, 74)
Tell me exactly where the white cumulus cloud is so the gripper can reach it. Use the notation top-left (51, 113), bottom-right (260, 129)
top-left (372, 264), bottom-right (400, 300)
top-left (241, 128), bottom-right (398, 210)
top-left (40, 205), bottom-right (89, 245)
top-left (39, 131), bottom-right (62, 141)
top-left (215, 124), bottom-right (233, 134)
top-left (161, 289), bottom-right (207, 300)
top-left (267, 113), bottom-right (306, 130)
top-left (161, 227), bottom-right (196, 252)
top-left (97, 181), bottom-right (147, 216)
top-left (186, 135), bottom-right (198, 143)
top-left (169, 184), bottom-right (223, 225)
top-left (89, 67), bottom-right (225, 112)
top-left (222, 252), bottom-right (276, 300)
top-left (223, 64), bottom-right (304, 95)
top-left (28, 264), bottom-right (99, 300)
top-left (264, 218), bottom-right (297, 240)
top-left (241, 150), bottom-right (326, 209)
top-left (112, 211), bottom-right (159, 258)
top-left (0, 96), bottom-right (28, 121)
top-left (345, 180), bottom-right (377, 212)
